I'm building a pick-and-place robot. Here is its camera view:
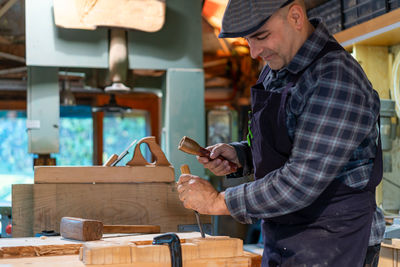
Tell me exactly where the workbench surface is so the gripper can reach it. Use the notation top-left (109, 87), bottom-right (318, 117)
top-left (0, 233), bottom-right (262, 267)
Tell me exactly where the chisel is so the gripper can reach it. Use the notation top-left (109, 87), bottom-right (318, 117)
top-left (180, 164), bottom-right (205, 238)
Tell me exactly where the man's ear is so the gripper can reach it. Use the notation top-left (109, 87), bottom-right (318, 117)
top-left (287, 4), bottom-right (304, 30)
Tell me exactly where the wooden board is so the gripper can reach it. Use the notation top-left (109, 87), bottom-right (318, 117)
top-left (53, 0), bottom-right (166, 32)
top-left (334, 9), bottom-right (400, 50)
top-left (11, 184), bottom-right (34, 237)
top-left (12, 183), bottom-right (211, 237)
top-left (81, 234), bottom-right (257, 266)
top-left (379, 242), bottom-right (400, 267)
top-left (0, 236), bottom-right (83, 259)
top-left (34, 166), bottom-right (175, 184)
top-left (0, 233), bottom-right (261, 267)
top-left (0, 233), bottom-right (199, 259)
top-left (0, 253), bottom-right (261, 267)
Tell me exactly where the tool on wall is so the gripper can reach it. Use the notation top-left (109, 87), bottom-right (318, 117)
top-left (152, 233), bottom-right (182, 267)
top-left (60, 217), bottom-right (160, 241)
top-left (180, 164), bottom-right (206, 238)
top-left (178, 136), bottom-right (238, 171)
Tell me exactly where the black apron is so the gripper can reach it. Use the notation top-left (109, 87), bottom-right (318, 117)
top-left (248, 41), bottom-right (383, 267)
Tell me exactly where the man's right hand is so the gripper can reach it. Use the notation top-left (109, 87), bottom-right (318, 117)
top-left (197, 143), bottom-right (241, 176)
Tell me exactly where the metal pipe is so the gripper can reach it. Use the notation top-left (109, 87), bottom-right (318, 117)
top-left (0, 51), bottom-right (26, 63)
top-left (0, 66), bottom-right (27, 75)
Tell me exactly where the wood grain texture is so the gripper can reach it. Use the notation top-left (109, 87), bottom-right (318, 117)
top-left (0, 236), bottom-right (84, 259)
top-left (31, 183), bottom-right (210, 235)
top-left (60, 217), bottom-right (103, 241)
top-left (0, 253), bottom-right (260, 267)
top-left (0, 234), bottom-right (261, 266)
top-left (82, 235), bottom-right (247, 265)
top-left (12, 184), bottom-right (34, 237)
top-left (353, 45), bottom-right (390, 99)
top-left (34, 165), bottom-right (175, 183)
top-left (53, 0), bottom-right (166, 32)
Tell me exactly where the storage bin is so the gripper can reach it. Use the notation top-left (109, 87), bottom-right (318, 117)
top-left (342, 0), bottom-right (388, 29)
top-left (389, 0), bottom-right (400, 10)
top-left (307, 0), bottom-right (342, 34)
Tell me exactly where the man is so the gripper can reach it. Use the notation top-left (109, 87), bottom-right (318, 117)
top-left (177, 0), bottom-right (385, 266)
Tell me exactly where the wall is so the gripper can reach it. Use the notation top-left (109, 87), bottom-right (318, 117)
top-left (382, 44), bottom-right (400, 212)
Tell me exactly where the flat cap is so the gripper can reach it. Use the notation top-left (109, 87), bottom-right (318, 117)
top-left (219, 0), bottom-right (294, 38)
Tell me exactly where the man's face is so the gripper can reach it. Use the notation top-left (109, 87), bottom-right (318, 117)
top-left (244, 12), bottom-right (294, 70)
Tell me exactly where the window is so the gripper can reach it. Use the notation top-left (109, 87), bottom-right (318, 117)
top-left (0, 111), bottom-right (34, 206)
top-left (0, 106), bottom-right (151, 206)
top-left (103, 111), bottom-right (150, 165)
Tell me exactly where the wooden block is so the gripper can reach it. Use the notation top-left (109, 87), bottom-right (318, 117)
top-left (82, 240), bottom-right (132, 265)
top-left (184, 256), bottom-right (250, 267)
top-left (0, 255), bottom-right (87, 267)
top-left (53, 0), bottom-right (166, 32)
top-left (12, 184), bottom-right (34, 237)
top-left (34, 166), bottom-right (175, 184)
top-left (379, 244), bottom-right (398, 267)
top-left (0, 234), bottom-right (261, 266)
top-left (83, 234), bottom-right (244, 265)
top-left (0, 236), bottom-right (83, 259)
top-left (186, 236), bottom-right (243, 259)
top-left (131, 244), bottom-right (171, 264)
top-left (29, 183), bottom-right (210, 236)
top-left (181, 243), bottom-right (199, 261)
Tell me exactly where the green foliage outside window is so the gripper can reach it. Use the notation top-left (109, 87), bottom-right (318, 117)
top-left (0, 107), bottom-right (149, 206)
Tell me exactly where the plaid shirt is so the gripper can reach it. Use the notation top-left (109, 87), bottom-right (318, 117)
top-left (225, 19), bottom-right (385, 246)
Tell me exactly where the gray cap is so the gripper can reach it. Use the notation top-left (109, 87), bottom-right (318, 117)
top-left (219, 0), bottom-right (294, 38)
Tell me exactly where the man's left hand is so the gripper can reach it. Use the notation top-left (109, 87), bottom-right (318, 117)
top-left (177, 174), bottom-right (230, 215)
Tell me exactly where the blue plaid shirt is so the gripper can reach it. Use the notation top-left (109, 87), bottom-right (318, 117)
top-left (225, 19), bottom-right (385, 246)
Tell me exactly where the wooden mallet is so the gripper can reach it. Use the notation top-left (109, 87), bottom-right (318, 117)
top-left (60, 217), bottom-right (160, 241)
top-left (178, 136), bottom-right (238, 171)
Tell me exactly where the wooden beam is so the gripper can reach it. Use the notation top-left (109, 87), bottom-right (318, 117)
top-left (0, 52), bottom-right (25, 63)
top-left (0, 0), bottom-right (18, 19)
top-left (34, 166), bottom-right (174, 184)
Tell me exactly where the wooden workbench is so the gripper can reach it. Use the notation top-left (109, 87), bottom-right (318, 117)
top-left (0, 233), bottom-right (262, 267)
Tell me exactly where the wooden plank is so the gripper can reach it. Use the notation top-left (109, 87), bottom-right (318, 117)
top-left (0, 255), bottom-right (86, 267)
top-left (353, 45), bottom-right (390, 99)
top-left (334, 9), bottom-right (400, 50)
top-left (34, 166), bottom-right (175, 183)
top-left (12, 184), bottom-right (34, 237)
top-left (0, 236), bottom-right (84, 259)
top-left (379, 244), bottom-right (398, 267)
top-left (53, 0), bottom-right (166, 32)
top-left (0, 254), bottom-right (257, 267)
top-left (0, 233), bottom-right (262, 266)
top-left (0, 233), bottom-right (204, 259)
top-left (31, 183), bottom-right (210, 235)
top-left (82, 235), bottom-right (247, 265)
top-left (33, 184), bottom-right (57, 235)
